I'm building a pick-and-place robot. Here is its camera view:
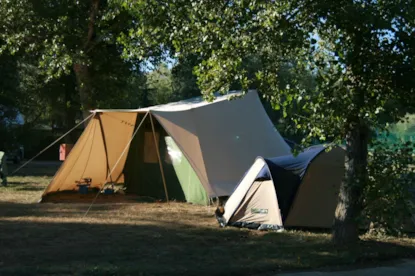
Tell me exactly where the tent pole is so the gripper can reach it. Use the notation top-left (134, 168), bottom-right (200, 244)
top-left (150, 113), bottom-right (169, 203)
top-left (97, 114), bottom-right (113, 183)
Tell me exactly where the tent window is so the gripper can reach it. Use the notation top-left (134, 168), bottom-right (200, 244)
top-left (144, 131), bottom-right (159, 163)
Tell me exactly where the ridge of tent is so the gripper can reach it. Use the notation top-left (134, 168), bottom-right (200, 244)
top-left (91, 90), bottom-right (246, 113)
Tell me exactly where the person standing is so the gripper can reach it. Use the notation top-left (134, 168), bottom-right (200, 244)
top-left (0, 150), bottom-right (7, 186)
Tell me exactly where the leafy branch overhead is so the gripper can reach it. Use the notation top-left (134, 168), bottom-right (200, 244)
top-left (117, 0), bottom-right (415, 141)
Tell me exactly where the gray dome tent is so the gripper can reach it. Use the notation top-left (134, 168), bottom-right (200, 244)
top-left (217, 145), bottom-right (346, 230)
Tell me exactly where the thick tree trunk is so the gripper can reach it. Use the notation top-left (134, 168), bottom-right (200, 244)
top-left (73, 0), bottom-right (100, 120)
top-left (332, 122), bottom-right (369, 244)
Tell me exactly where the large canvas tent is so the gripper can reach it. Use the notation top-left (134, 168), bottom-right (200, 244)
top-left (41, 90), bottom-right (291, 204)
top-left (217, 145), bottom-right (346, 230)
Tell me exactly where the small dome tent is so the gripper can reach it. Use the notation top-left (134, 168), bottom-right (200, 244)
top-left (217, 145), bottom-right (346, 230)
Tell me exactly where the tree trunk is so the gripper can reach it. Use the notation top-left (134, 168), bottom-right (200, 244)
top-left (73, 0), bottom-right (100, 120)
top-left (332, 122), bottom-right (369, 244)
top-left (73, 63), bottom-right (93, 120)
top-left (63, 80), bottom-right (78, 144)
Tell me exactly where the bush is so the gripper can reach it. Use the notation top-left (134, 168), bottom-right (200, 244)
top-left (361, 140), bottom-right (415, 236)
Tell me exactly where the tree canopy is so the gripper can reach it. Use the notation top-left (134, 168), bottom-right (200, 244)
top-left (0, 0), bottom-right (150, 119)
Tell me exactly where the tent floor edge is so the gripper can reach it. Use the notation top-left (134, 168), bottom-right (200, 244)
top-left (228, 221), bottom-right (284, 231)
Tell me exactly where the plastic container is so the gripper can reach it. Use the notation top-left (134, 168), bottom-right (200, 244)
top-left (78, 185), bottom-right (89, 194)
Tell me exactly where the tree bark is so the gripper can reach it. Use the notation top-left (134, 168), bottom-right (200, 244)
top-left (332, 121), bottom-right (369, 244)
top-left (63, 79), bottom-right (78, 144)
top-left (73, 63), bottom-right (93, 120)
top-left (73, 0), bottom-right (100, 120)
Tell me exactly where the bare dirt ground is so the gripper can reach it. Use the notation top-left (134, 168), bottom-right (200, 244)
top-left (0, 162), bottom-right (414, 275)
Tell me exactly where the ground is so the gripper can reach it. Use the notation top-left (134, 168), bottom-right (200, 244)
top-left (0, 162), bottom-right (414, 275)
top-left (277, 260), bottom-right (415, 276)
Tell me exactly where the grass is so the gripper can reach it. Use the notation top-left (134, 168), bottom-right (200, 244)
top-left (0, 162), bottom-right (414, 275)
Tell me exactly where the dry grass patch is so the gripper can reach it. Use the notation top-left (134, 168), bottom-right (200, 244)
top-left (0, 166), bottom-right (414, 275)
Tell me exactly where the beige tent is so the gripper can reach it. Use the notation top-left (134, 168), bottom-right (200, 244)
top-left (41, 90), bottom-right (291, 204)
top-left (218, 145), bottom-right (346, 230)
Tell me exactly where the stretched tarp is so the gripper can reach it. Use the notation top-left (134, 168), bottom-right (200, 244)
top-left (150, 91), bottom-right (291, 197)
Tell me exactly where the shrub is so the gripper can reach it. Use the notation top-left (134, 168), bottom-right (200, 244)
top-left (361, 140), bottom-right (415, 236)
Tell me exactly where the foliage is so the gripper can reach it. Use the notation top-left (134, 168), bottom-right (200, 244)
top-left (0, 0), bottom-right (149, 114)
top-left (145, 59), bottom-right (208, 106)
top-left (0, 52), bottom-right (25, 148)
top-left (117, 0), bottom-right (415, 140)
top-left (389, 114), bottom-right (415, 142)
top-left (362, 140), bottom-right (415, 236)
top-left (0, 0), bottom-right (153, 147)
top-left (0, 52), bottom-right (21, 125)
top-left (146, 63), bottom-right (174, 105)
top-left (171, 55), bottom-right (201, 101)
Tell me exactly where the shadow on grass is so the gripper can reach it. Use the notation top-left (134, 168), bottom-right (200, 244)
top-left (0, 201), bottom-right (125, 218)
top-left (5, 182), bottom-right (46, 191)
top-left (0, 203), bottom-right (414, 276)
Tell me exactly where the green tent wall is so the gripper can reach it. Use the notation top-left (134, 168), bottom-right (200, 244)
top-left (165, 136), bottom-right (208, 205)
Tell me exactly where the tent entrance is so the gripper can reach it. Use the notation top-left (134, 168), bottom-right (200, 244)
top-left (229, 180), bottom-right (283, 230)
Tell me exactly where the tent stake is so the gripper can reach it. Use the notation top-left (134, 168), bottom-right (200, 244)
top-left (150, 113), bottom-right (169, 203)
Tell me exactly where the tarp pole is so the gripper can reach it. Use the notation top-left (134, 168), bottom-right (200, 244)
top-left (150, 113), bottom-right (169, 203)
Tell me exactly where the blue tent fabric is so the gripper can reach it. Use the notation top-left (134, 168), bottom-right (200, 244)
top-left (254, 145), bottom-right (327, 221)
top-left (256, 145), bottom-right (326, 180)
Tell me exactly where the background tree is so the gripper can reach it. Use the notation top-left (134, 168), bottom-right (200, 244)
top-left (0, 0), bottom-right (153, 155)
top-left (363, 139), bottom-right (415, 236)
top-left (146, 63), bottom-right (174, 105)
top-left (0, 51), bottom-right (21, 148)
top-left (171, 55), bottom-right (202, 101)
top-left (0, 0), bottom-right (150, 120)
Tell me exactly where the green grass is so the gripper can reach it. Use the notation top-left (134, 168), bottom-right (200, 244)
top-left (0, 162), bottom-right (414, 275)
